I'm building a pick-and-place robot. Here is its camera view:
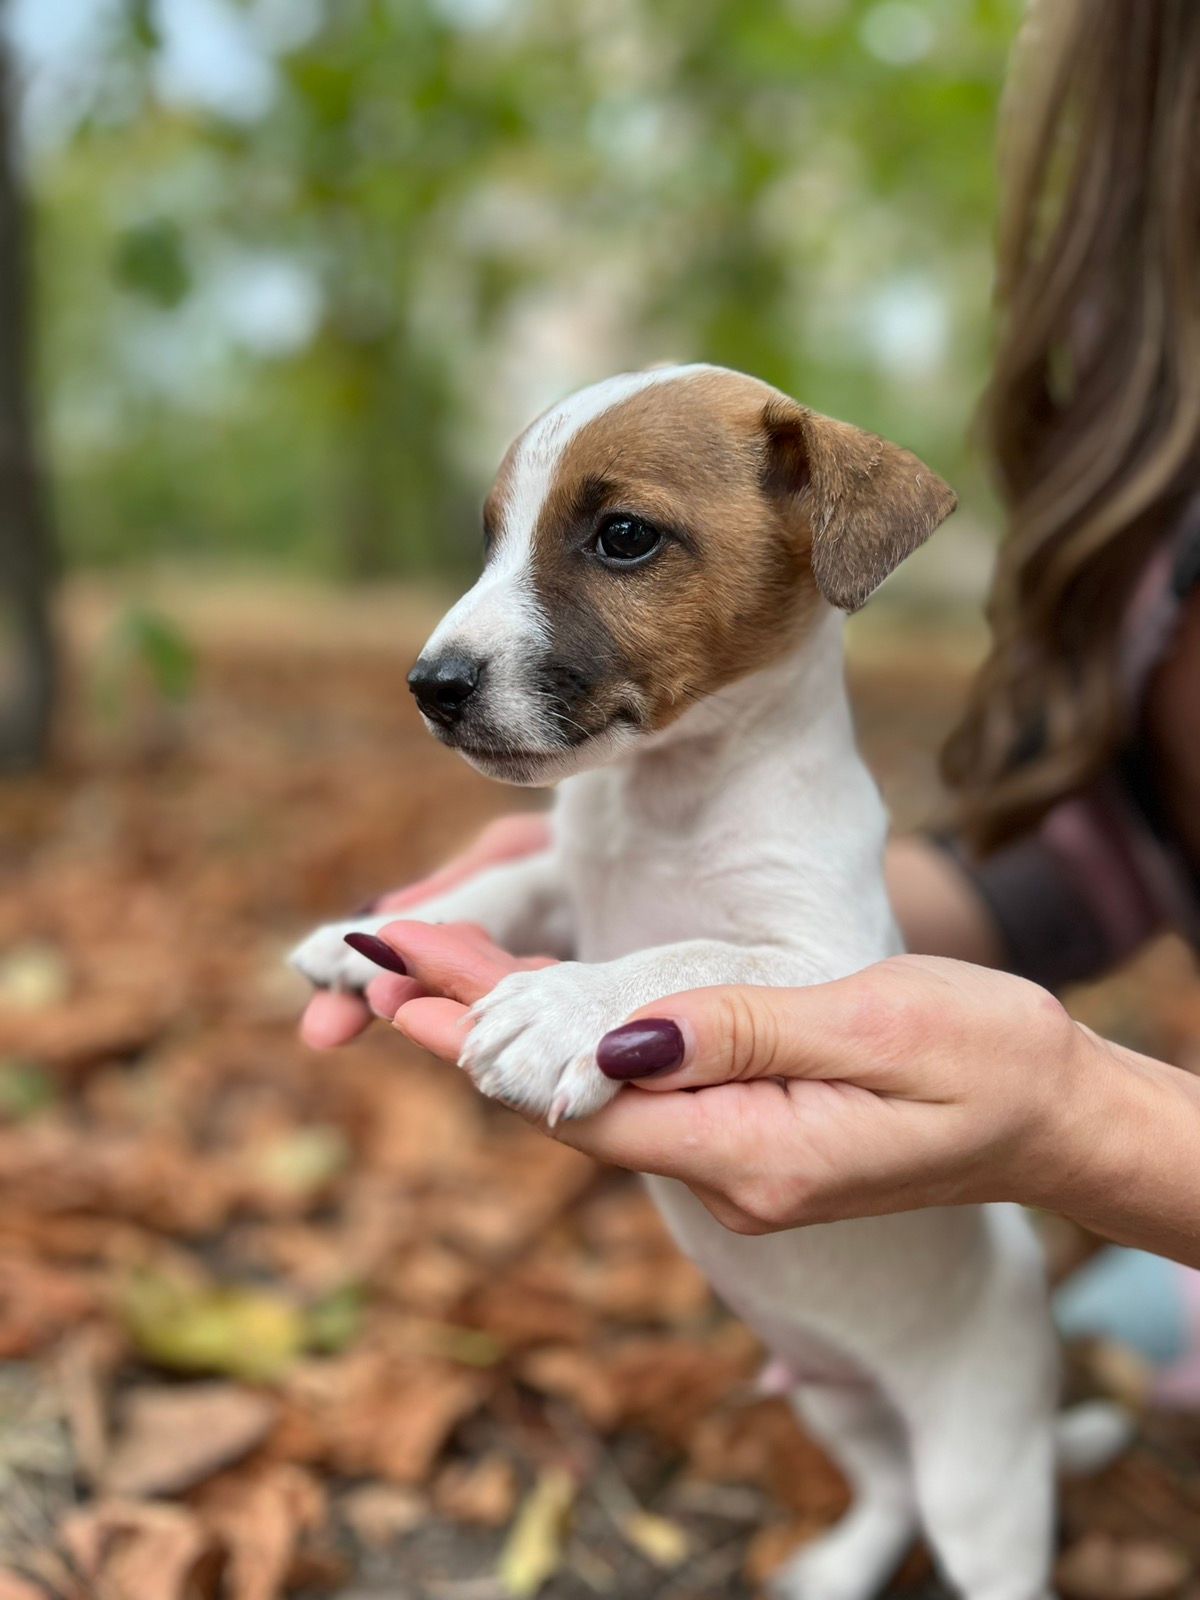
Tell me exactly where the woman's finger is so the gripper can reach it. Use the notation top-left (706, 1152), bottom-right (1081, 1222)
top-left (393, 995), bottom-right (473, 1062)
top-left (594, 977), bottom-right (875, 1091)
top-left (300, 989), bottom-right (374, 1050)
top-left (550, 1078), bottom-right (776, 1183)
top-left (372, 919), bottom-right (530, 1006)
top-left (364, 973), bottom-right (423, 1018)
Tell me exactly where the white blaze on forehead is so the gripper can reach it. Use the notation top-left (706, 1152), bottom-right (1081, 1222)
top-left (500, 364), bottom-right (717, 558)
top-left (421, 364), bottom-right (717, 674)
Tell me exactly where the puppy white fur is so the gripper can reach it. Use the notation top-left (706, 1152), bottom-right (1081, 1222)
top-left (294, 366), bottom-right (1063, 1599)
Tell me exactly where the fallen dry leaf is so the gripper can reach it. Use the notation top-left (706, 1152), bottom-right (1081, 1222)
top-left (55, 1323), bottom-right (124, 1485)
top-left (193, 1461), bottom-right (326, 1600)
top-left (0, 1255), bottom-right (97, 1358)
top-left (340, 1483), bottom-right (427, 1549)
top-left (498, 1467), bottom-right (577, 1598)
top-left (1057, 1535), bottom-right (1192, 1600)
top-left (286, 1350), bottom-right (489, 1484)
top-left (620, 1509), bottom-right (689, 1568)
top-left (607, 1337), bottom-right (757, 1446)
top-left (103, 1383), bottom-right (277, 1497)
top-left (519, 1346), bottom-right (621, 1432)
top-left (0, 947), bottom-right (70, 1011)
top-left (0, 1572), bottom-right (45, 1600)
top-left (120, 1269), bottom-right (307, 1382)
top-left (435, 1453), bottom-right (518, 1527)
top-left (60, 1499), bottom-right (225, 1600)
top-left (689, 1397), bottom-right (848, 1521)
top-left (0, 992), bottom-right (167, 1074)
top-left (385, 1242), bottom-right (479, 1315)
top-left (246, 1125), bottom-right (348, 1204)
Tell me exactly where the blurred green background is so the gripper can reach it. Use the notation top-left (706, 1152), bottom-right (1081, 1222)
top-left (2, 0), bottom-right (1022, 766)
top-left (19, 0), bottom-right (1018, 572)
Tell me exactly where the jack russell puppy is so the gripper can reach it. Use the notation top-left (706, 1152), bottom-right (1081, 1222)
top-left (292, 364), bottom-right (1106, 1600)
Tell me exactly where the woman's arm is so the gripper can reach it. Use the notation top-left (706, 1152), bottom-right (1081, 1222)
top-left (1051, 1028), bottom-right (1200, 1264)
top-left (885, 835), bottom-right (1005, 964)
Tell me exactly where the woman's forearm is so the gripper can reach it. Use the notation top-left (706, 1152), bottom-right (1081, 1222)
top-left (1042, 1028), bottom-right (1200, 1267)
top-left (885, 835), bottom-right (1005, 966)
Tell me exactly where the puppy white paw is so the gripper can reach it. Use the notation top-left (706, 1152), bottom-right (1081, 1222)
top-left (288, 916), bottom-right (393, 992)
top-left (461, 963), bottom-right (627, 1124)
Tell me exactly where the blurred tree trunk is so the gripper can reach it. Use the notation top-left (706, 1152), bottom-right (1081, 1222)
top-left (0, 18), bottom-right (57, 771)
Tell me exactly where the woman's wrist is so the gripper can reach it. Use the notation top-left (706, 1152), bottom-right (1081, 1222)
top-left (1033, 1022), bottom-right (1200, 1266)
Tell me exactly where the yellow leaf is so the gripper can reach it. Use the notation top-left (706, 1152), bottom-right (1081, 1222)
top-left (410, 1319), bottom-right (505, 1368)
top-left (622, 1509), bottom-right (690, 1568)
top-left (255, 1125), bottom-right (348, 1196)
top-left (497, 1468), bottom-right (576, 1598)
top-left (120, 1270), bottom-right (306, 1382)
top-left (0, 947), bottom-right (69, 1010)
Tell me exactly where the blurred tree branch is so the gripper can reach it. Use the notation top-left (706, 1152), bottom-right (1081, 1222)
top-left (0, 10), bottom-right (57, 771)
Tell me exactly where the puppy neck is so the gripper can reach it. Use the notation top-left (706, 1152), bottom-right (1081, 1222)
top-left (637, 604), bottom-right (851, 768)
top-left (599, 604), bottom-right (869, 840)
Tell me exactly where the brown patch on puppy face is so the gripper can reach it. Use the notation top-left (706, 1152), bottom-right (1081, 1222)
top-left (521, 369), bottom-right (955, 741)
top-left (525, 370), bottom-right (817, 738)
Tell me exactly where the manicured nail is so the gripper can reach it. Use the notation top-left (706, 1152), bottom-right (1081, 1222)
top-left (343, 932), bottom-right (408, 975)
top-left (597, 1019), bottom-right (685, 1080)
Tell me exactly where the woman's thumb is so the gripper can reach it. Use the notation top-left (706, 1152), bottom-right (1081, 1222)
top-left (595, 982), bottom-right (838, 1091)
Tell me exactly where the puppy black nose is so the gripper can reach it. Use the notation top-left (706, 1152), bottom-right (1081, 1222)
top-left (408, 654), bottom-right (482, 726)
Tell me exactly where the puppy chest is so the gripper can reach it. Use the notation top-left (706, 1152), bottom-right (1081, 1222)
top-left (561, 845), bottom-right (759, 961)
top-left (553, 771), bottom-right (810, 961)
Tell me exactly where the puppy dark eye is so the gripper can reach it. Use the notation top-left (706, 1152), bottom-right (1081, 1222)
top-left (595, 514), bottom-right (662, 566)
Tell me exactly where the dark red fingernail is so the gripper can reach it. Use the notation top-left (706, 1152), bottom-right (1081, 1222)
top-left (343, 932), bottom-right (408, 975)
top-left (597, 1019), bottom-right (684, 1080)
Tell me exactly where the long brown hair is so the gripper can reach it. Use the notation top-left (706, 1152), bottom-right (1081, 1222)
top-left (941, 0), bottom-right (1200, 851)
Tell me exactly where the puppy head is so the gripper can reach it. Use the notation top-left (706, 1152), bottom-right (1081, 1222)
top-left (410, 365), bottom-right (955, 784)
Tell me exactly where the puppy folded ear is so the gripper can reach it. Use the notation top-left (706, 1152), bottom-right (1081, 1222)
top-left (761, 399), bottom-right (957, 612)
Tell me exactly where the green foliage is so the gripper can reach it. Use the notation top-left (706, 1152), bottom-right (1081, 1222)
top-left (93, 604), bottom-right (197, 739)
top-left (0, 1061), bottom-right (58, 1122)
top-left (31, 0), bottom-right (1023, 579)
top-left (113, 217), bottom-right (191, 308)
top-left (305, 1284), bottom-right (365, 1356)
top-left (104, 605), bottom-right (196, 703)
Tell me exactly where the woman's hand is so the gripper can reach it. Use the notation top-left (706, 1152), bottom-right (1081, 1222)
top-left (368, 923), bottom-right (1075, 1223)
top-left (343, 919), bottom-right (1200, 1266)
top-left (297, 812), bottom-right (551, 1049)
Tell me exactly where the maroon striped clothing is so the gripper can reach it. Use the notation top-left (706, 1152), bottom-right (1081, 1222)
top-left (946, 517), bottom-right (1200, 991)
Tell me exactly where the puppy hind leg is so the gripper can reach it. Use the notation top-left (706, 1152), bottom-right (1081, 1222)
top-left (902, 1350), bottom-right (1056, 1600)
top-left (768, 1382), bottom-right (917, 1600)
top-left (908, 1415), bottom-right (1055, 1600)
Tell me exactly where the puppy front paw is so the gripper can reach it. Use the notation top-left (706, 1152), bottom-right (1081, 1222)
top-left (288, 916), bottom-right (393, 992)
top-left (461, 964), bottom-right (625, 1124)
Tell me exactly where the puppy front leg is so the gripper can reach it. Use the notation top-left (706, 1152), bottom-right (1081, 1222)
top-left (461, 939), bottom-right (807, 1124)
top-left (289, 850), bottom-right (573, 993)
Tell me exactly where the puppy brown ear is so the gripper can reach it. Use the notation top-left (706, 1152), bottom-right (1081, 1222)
top-left (761, 400), bottom-right (957, 612)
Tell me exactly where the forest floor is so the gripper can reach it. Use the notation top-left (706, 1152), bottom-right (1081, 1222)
top-left (1, 577), bottom-right (1199, 1600)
